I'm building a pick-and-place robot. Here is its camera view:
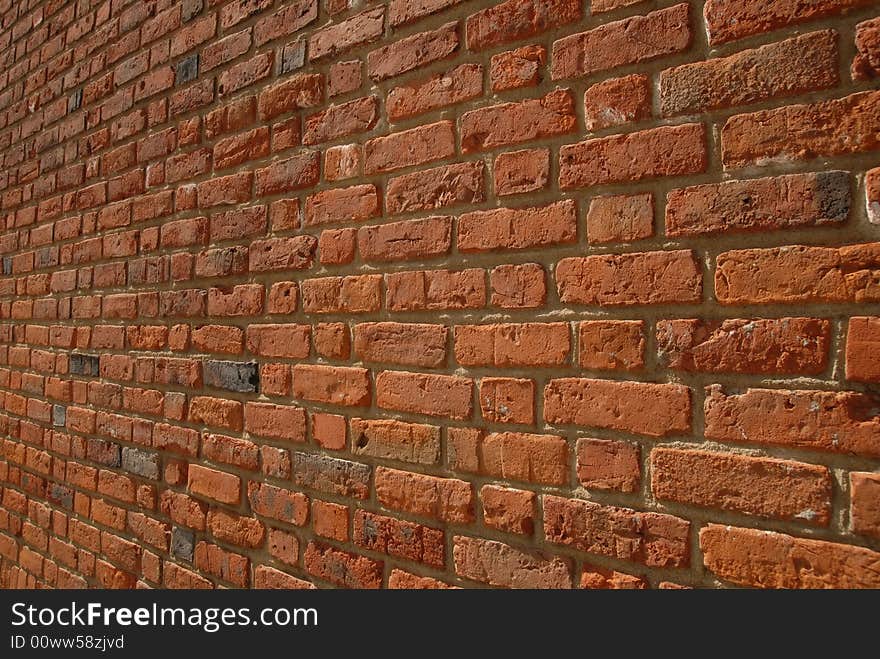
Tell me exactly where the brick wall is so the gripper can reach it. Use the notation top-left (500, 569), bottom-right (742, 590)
top-left (1, 0), bottom-right (879, 590)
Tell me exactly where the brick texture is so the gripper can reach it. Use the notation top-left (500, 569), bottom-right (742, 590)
top-left (0, 0), bottom-right (878, 592)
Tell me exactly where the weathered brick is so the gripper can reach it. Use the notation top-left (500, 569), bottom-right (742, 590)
top-left (461, 89), bottom-right (576, 152)
top-left (552, 4), bottom-right (692, 80)
top-left (586, 193), bottom-right (653, 244)
top-left (386, 162), bottom-right (484, 215)
top-left (454, 323), bottom-right (569, 367)
top-left (576, 438), bottom-right (640, 493)
top-left (704, 0), bottom-right (874, 45)
top-left (700, 524), bottom-right (880, 588)
top-left (544, 378), bottom-right (691, 437)
top-left (846, 316), bottom-right (880, 382)
top-left (368, 22), bottom-right (459, 82)
top-left (543, 494), bottom-right (690, 567)
top-left (351, 418), bottom-right (440, 464)
top-left (358, 216), bottom-right (452, 262)
top-left (466, 0), bottom-right (582, 51)
top-left (387, 64), bottom-right (482, 120)
top-left (661, 31), bottom-right (838, 116)
top-left (657, 318), bottom-right (831, 375)
top-left (850, 472), bottom-right (880, 538)
top-left (376, 370), bottom-right (473, 420)
top-left (583, 74), bottom-right (651, 131)
top-left (704, 385), bottom-right (880, 457)
top-left (458, 200), bottom-right (576, 252)
top-left (556, 250), bottom-right (701, 306)
top-left (376, 466), bottom-right (474, 523)
top-left (722, 91), bottom-right (880, 169)
top-left (560, 123), bottom-right (707, 188)
top-left (715, 243), bottom-right (880, 305)
top-left (652, 448), bottom-right (832, 524)
top-left (354, 322), bottom-right (447, 368)
top-left (666, 172), bottom-right (850, 236)
top-left (363, 121), bottom-right (455, 174)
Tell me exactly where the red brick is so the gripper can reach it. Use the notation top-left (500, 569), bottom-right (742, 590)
top-left (704, 385), bottom-right (880, 458)
top-left (576, 438), bottom-right (640, 493)
top-left (846, 317), bottom-right (880, 382)
top-left (363, 121), bottom-right (455, 174)
top-left (715, 243), bottom-right (880, 305)
top-left (586, 193), bottom-right (653, 244)
top-left (722, 91), bottom-right (880, 169)
top-left (578, 320), bottom-right (645, 371)
top-left (491, 45), bottom-right (546, 92)
top-left (583, 74), bottom-right (652, 131)
top-left (493, 149), bottom-right (549, 197)
top-left (246, 324), bottom-right (310, 359)
top-left (301, 275), bottom-right (382, 314)
top-left (207, 509), bottom-right (265, 549)
top-left (328, 61), bottom-right (362, 98)
top-left (213, 127), bottom-right (270, 170)
top-left (359, 216), bottom-right (452, 263)
top-left (544, 378), bottom-right (691, 437)
top-left (481, 485), bottom-right (535, 535)
top-left (454, 535), bottom-right (572, 588)
top-left (387, 64), bottom-right (483, 120)
top-left (662, 31), bottom-right (837, 117)
top-left (308, 8), bottom-right (385, 61)
top-left (377, 370), bottom-right (473, 420)
top-left (354, 322), bottom-right (447, 368)
top-left (187, 464), bottom-right (241, 506)
top-left (303, 96), bottom-right (379, 145)
top-left (351, 418), bottom-right (440, 464)
top-left (319, 229), bottom-right (356, 265)
top-left (188, 396), bottom-right (243, 431)
top-left (388, 570), bottom-right (456, 589)
top-left (386, 162), bottom-right (485, 215)
top-left (466, 0), bottom-right (582, 51)
top-left (245, 402), bottom-right (307, 442)
top-left (353, 509), bottom-right (443, 566)
top-left (195, 542), bottom-right (249, 587)
top-left (552, 4), bottom-right (692, 79)
top-left (461, 89), bottom-right (576, 153)
top-left (657, 318), bottom-right (831, 375)
top-left (258, 74), bottom-right (323, 121)
top-left (248, 482), bottom-right (308, 526)
top-left (543, 494), bottom-right (690, 567)
top-left (254, 152), bottom-right (320, 195)
top-left (704, 0), bottom-right (873, 45)
top-left (386, 268), bottom-right (486, 312)
top-left (653, 448), bottom-right (832, 524)
top-left (490, 263), bottom-right (546, 308)
top-left (376, 466), bottom-right (474, 523)
top-left (459, 200), bottom-right (576, 252)
top-left (303, 541), bottom-right (382, 588)
top-left (560, 123), bottom-right (707, 188)
top-left (580, 564), bottom-right (647, 589)
top-left (313, 500), bottom-right (349, 542)
top-left (479, 377), bottom-right (535, 425)
top-left (390, 0), bottom-right (463, 27)
top-left (850, 472), bottom-right (880, 538)
top-left (556, 250), bottom-right (701, 306)
top-left (293, 364), bottom-right (371, 407)
top-left (665, 171), bottom-right (850, 237)
top-left (700, 524), bottom-right (880, 588)
top-left (454, 323), bottom-right (569, 367)
top-left (853, 16), bottom-right (880, 80)
top-left (368, 22), bottom-right (459, 82)
top-left (305, 184), bottom-right (379, 227)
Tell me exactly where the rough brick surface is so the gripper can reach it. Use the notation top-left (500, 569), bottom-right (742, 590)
top-left (1, 0), bottom-right (878, 592)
